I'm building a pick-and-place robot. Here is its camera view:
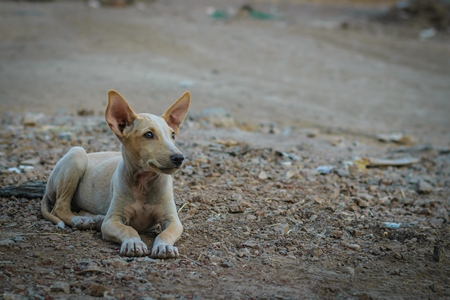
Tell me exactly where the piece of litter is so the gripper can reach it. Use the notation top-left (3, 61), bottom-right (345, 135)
top-left (367, 157), bottom-right (420, 167)
top-left (377, 132), bottom-right (415, 145)
top-left (385, 222), bottom-right (401, 229)
top-left (316, 165), bottom-right (334, 175)
top-left (344, 157), bottom-right (419, 170)
top-left (8, 167), bottom-right (21, 174)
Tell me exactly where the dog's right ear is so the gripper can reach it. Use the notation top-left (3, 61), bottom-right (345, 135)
top-left (105, 90), bottom-right (138, 136)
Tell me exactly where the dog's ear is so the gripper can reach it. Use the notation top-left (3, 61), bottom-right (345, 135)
top-left (105, 90), bottom-right (138, 136)
top-left (162, 91), bottom-right (190, 134)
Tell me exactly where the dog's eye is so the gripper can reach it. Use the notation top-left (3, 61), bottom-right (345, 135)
top-left (143, 131), bottom-right (154, 139)
top-left (172, 132), bottom-right (175, 139)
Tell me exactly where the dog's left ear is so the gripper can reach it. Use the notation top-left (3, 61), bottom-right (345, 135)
top-left (162, 91), bottom-right (191, 134)
top-left (105, 90), bottom-right (138, 137)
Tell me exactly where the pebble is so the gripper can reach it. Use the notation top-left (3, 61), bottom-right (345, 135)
top-left (58, 132), bottom-right (73, 141)
top-left (433, 246), bottom-right (445, 262)
top-left (316, 165), bottom-right (334, 175)
top-left (0, 239), bottom-right (15, 246)
top-left (2, 293), bottom-right (23, 300)
top-left (89, 284), bottom-right (110, 297)
top-left (429, 283), bottom-right (443, 293)
top-left (104, 258), bottom-right (127, 268)
top-left (258, 171), bottom-right (268, 180)
top-left (344, 243), bottom-right (361, 251)
top-left (49, 281), bottom-right (70, 294)
top-left (417, 180), bottom-right (433, 194)
top-left (429, 218), bottom-right (444, 228)
top-left (343, 266), bottom-right (355, 275)
top-left (309, 247), bottom-right (323, 258)
top-left (22, 113), bottom-right (45, 126)
top-left (389, 268), bottom-right (401, 275)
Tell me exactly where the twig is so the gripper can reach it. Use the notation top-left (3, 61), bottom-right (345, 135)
top-left (13, 232), bottom-right (71, 237)
top-left (178, 202), bottom-right (188, 213)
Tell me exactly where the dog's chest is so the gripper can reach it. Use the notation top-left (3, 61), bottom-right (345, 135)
top-left (125, 199), bottom-right (164, 232)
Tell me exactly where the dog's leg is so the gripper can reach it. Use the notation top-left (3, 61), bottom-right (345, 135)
top-left (151, 200), bottom-right (183, 259)
top-left (45, 147), bottom-right (95, 230)
top-left (102, 216), bottom-right (149, 257)
top-left (76, 210), bottom-right (105, 231)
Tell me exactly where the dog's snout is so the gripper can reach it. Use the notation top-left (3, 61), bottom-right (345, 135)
top-left (170, 154), bottom-right (184, 167)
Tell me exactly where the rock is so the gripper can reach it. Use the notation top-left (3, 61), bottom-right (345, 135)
top-left (3, 293), bottom-right (23, 300)
top-left (220, 261), bottom-right (234, 268)
top-left (58, 132), bottom-right (73, 141)
top-left (22, 113), bottom-right (45, 126)
top-left (429, 218), bottom-right (444, 228)
top-left (354, 198), bottom-right (369, 208)
top-left (344, 243), bottom-right (361, 251)
top-left (429, 283), bottom-right (443, 293)
top-left (0, 239), bottom-right (15, 246)
top-left (89, 284), bottom-right (110, 297)
top-left (309, 247), bottom-right (323, 258)
top-left (20, 157), bottom-right (41, 166)
top-left (343, 266), bottom-right (355, 276)
top-left (316, 165), bottom-right (334, 175)
top-left (50, 281), bottom-right (70, 294)
top-left (242, 239), bottom-right (260, 249)
top-left (433, 245), bottom-right (445, 262)
top-left (104, 258), bottom-right (127, 268)
top-left (389, 268), bottom-right (401, 275)
top-left (417, 180), bottom-right (433, 194)
top-left (258, 171), bottom-right (268, 180)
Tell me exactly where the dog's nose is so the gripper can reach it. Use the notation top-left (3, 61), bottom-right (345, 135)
top-left (170, 154), bottom-right (184, 167)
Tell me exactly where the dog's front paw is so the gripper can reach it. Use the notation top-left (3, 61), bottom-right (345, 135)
top-left (72, 216), bottom-right (96, 230)
top-left (151, 241), bottom-right (179, 259)
top-left (120, 238), bottom-right (149, 257)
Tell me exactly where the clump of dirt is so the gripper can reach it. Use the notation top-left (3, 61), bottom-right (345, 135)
top-left (1, 112), bottom-right (449, 299)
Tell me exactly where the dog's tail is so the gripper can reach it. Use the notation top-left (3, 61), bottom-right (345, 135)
top-left (41, 193), bottom-right (65, 229)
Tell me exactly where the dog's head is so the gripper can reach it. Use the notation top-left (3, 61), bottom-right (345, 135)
top-left (105, 90), bottom-right (190, 175)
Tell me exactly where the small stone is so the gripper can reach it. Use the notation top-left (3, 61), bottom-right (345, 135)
top-left (258, 171), bottom-right (268, 180)
top-left (355, 198), bottom-right (369, 208)
top-left (220, 261), bottom-right (234, 268)
top-left (429, 218), bottom-right (444, 228)
top-left (242, 239), bottom-right (260, 249)
top-left (89, 284), bottom-right (109, 297)
top-left (389, 268), bottom-right (401, 275)
top-left (0, 239), bottom-right (15, 246)
top-left (50, 281), bottom-right (70, 294)
top-left (22, 113), bottom-right (45, 126)
top-left (417, 180), bottom-right (433, 194)
top-left (430, 283), bottom-right (443, 293)
top-left (58, 132), bottom-right (73, 141)
top-left (433, 245), bottom-right (445, 262)
top-left (309, 247), bottom-right (323, 258)
top-left (343, 266), bottom-right (355, 275)
top-left (3, 293), bottom-right (22, 300)
top-left (104, 258), bottom-right (127, 268)
top-left (344, 243), bottom-right (361, 251)
top-left (20, 157), bottom-right (41, 166)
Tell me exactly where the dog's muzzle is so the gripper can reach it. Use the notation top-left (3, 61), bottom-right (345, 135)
top-left (170, 153), bottom-right (184, 168)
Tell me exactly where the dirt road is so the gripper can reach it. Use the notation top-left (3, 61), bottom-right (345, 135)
top-left (0, 0), bottom-right (449, 299)
top-left (1, 0), bottom-right (449, 144)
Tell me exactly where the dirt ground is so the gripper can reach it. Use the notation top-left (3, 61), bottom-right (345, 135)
top-left (1, 0), bottom-right (449, 299)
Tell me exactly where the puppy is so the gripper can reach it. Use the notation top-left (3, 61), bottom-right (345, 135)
top-left (41, 90), bottom-right (190, 258)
